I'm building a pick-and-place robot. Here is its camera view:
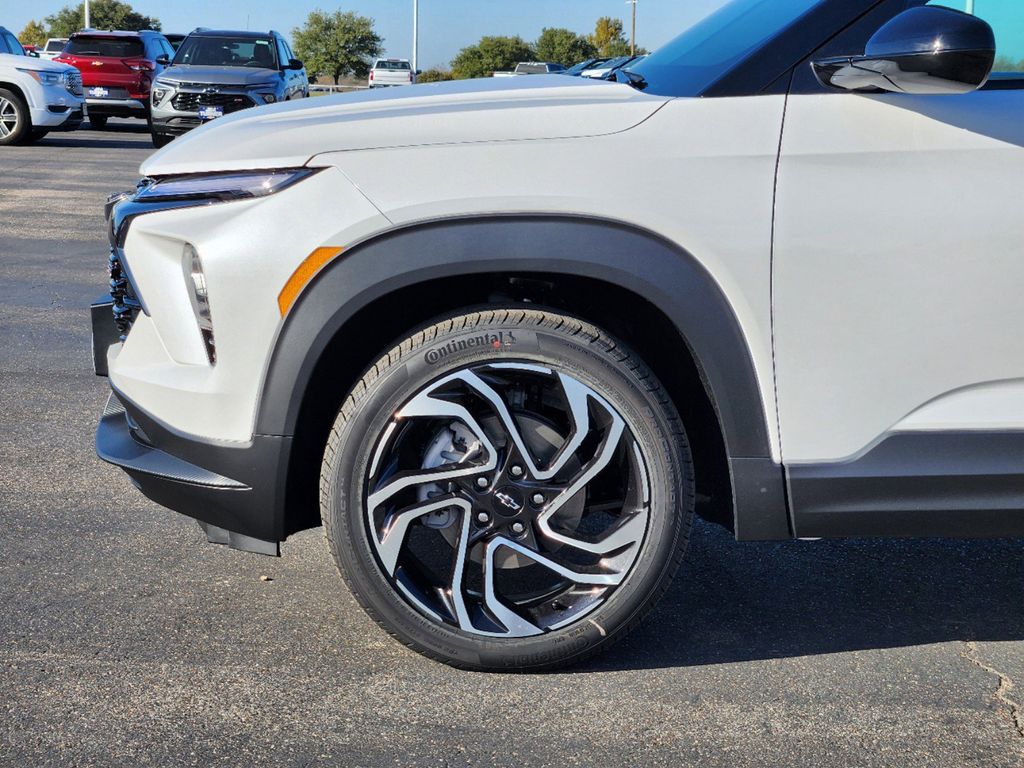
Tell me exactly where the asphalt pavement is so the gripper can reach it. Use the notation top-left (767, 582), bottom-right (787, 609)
top-left (2, 119), bottom-right (1024, 767)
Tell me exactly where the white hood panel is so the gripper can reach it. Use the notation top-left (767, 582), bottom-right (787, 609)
top-left (141, 76), bottom-right (667, 177)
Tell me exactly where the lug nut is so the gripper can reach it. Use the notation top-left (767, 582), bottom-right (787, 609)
top-left (476, 477), bottom-right (489, 489)
top-left (477, 512), bottom-right (490, 524)
top-left (511, 521), bottom-right (526, 535)
top-left (510, 465), bottom-right (524, 478)
top-left (531, 493), bottom-right (545, 505)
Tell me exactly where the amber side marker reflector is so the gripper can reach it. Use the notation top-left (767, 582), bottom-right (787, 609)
top-left (278, 246), bottom-right (344, 316)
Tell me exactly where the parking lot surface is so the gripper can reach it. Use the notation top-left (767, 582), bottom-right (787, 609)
top-left (2, 120), bottom-right (1024, 767)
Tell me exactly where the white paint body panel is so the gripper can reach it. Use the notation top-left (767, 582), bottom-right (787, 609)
top-left (774, 90), bottom-right (1024, 463)
top-left (110, 167), bottom-right (390, 441)
top-left (140, 76), bottom-right (667, 177)
top-left (114, 82), bottom-right (785, 458)
top-left (318, 96), bottom-right (786, 459)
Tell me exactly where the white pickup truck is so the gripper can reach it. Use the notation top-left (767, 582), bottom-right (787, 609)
top-left (493, 62), bottom-right (568, 77)
top-left (368, 58), bottom-right (415, 88)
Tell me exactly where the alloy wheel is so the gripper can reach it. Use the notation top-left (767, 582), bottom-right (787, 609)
top-left (0, 96), bottom-right (19, 139)
top-left (363, 362), bottom-right (651, 638)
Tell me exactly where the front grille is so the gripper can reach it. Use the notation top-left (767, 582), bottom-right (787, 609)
top-left (64, 70), bottom-right (83, 97)
top-left (171, 91), bottom-right (254, 114)
top-left (108, 248), bottom-right (141, 340)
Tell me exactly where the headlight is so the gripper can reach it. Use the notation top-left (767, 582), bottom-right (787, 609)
top-left (19, 69), bottom-right (61, 86)
top-left (135, 168), bottom-right (318, 202)
top-left (182, 243), bottom-right (216, 364)
top-left (152, 86), bottom-right (171, 103)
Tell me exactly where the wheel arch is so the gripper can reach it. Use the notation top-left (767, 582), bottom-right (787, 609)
top-left (259, 215), bottom-right (790, 541)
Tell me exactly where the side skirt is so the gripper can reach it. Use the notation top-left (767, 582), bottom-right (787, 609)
top-left (789, 432), bottom-right (1024, 538)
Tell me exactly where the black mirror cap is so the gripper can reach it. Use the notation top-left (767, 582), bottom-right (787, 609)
top-left (866, 6), bottom-right (994, 58)
top-left (813, 6), bottom-right (995, 95)
top-left (288, 58), bottom-right (303, 70)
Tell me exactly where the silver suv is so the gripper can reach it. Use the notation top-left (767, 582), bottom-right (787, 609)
top-left (149, 28), bottom-right (307, 148)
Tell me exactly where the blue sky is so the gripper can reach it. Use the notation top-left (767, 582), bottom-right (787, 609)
top-left (5, 0), bottom-right (726, 69)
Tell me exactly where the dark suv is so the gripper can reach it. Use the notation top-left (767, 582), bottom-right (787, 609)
top-left (54, 30), bottom-right (172, 129)
top-left (149, 29), bottom-right (308, 148)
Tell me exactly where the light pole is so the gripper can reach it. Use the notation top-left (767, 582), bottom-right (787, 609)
top-left (84, 0), bottom-right (90, 29)
top-left (413, 0), bottom-right (419, 79)
top-left (626, 0), bottom-right (637, 56)
top-left (965, 0), bottom-right (975, 14)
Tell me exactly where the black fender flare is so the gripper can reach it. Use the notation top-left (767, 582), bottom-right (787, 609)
top-left (256, 215), bottom-right (789, 539)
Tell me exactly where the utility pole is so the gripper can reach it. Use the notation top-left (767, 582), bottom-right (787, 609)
top-left (627, 0), bottom-right (637, 56)
top-left (965, 0), bottom-right (975, 14)
top-left (84, 0), bottom-right (90, 29)
top-left (413, 0), bottom-right (419, 78)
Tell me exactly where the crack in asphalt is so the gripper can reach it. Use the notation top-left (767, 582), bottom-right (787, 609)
top-left (962, 640), bottom-right (1024, 740)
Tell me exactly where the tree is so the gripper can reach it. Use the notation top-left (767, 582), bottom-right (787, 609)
top-left (45, 0), bottom-right (160, 36)
top-left (994, 55), bottom-right (1024, 72)
top-left (451, 36), bottom-right (534, 79)
top-left (293, 10), bottom-right (384, 84)
top-left (417, 68), bottom-right (454, 83)
top-left (534, 27), bottom-right (596, 66)
top-left (590, 17), bottom-right (626, 57)
top-left (18, 20), bottom-right (48, 47)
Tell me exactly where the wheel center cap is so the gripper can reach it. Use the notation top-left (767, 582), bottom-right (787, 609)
top-left (491, 486), bottom-right (525, 517)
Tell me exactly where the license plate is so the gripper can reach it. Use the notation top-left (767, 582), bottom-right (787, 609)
top-left (198, 105), bottom-right (223, 120)
top-left (88, 87), bottom-right (109, 98)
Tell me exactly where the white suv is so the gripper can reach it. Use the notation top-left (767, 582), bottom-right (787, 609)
top-left (93, 0), bottom-right (1024, 671)
top-left (0, 27), bottom-right (84, 144)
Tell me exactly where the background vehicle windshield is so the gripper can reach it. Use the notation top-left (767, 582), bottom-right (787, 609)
top-left (374, 60), bottom-right (411, 70)
top-left (630, 0), bottom-right (825, 96)
top-left (66, 36), bottom-right (144, 58)
top-left (175, 36), bottom-right (278, 68)
top-left (45, 40), bottom-right (65, 52)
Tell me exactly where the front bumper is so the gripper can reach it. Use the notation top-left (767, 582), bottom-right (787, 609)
top-left (86, 97), bottom-right (148, 118)
top-left (96, 389), bottom-right (290, 555)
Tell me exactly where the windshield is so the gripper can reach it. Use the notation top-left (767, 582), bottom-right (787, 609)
top-left (630, 0), bottom-right (825, 96)
top-left (374, 60), bottom-right (411, 70)
top-left (174, 36), bottom-right (278, 68)
top-left (46, 40), bottom-right (65, 52)
top-left (66, 35), bottom-right (144, 58)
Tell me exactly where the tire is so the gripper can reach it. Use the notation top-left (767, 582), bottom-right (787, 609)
top-left (151, 131), bottom-right (173, 148)
top-left (89, 115), bottom-right (108, 130)
top-left (0, 88), bottom-right (29, 146)
top-left (321, 308), bottom-right (694, 671)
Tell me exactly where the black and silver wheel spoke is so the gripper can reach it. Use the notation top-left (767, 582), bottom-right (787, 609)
top-left (0, 97), bottom-right (17, 139)
top-left (364, 362), bottom-right (651, 637)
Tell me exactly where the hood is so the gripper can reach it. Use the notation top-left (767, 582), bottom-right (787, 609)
top-left (141, 75), bottom-right (668, 177)
top-left (1, 53), bottom-right (75, 75)
top-left (157, 65), bottom-right (280, 87)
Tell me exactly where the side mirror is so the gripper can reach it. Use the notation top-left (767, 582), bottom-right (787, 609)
top-left (813, 6), bottom-right (995, 95)
top-left (288, 58), bottom-right (303, 70)
top-left (415, 69), bottom-right (422, 76)
top-left (155, 54), bottom-right (170, 66)
top-left (28, 50), bottom-right (40, 58)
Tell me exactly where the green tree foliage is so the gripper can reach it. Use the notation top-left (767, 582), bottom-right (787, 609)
top-left (534, 27), bottom-right (597, 66)
top-left (417, 67), bottom-right (454, 83)
top-left (292, 10), bottom-right (384, 84)
top-left (994, 54), bottom-right (1024, 72)
top-left (18, 20), bottom-right (48, 47)
top-left (451, 36), bottom-right (534, 79)
top-left (590, 17), bottom-right (626, 57)
top-left (45, 0), bottom-right (160, 36)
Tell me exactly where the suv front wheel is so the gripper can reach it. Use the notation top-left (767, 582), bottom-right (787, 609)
top-left (321, 308), bottom-right (694, 670)
top-left (0, 88), bottom-right (29, 145)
